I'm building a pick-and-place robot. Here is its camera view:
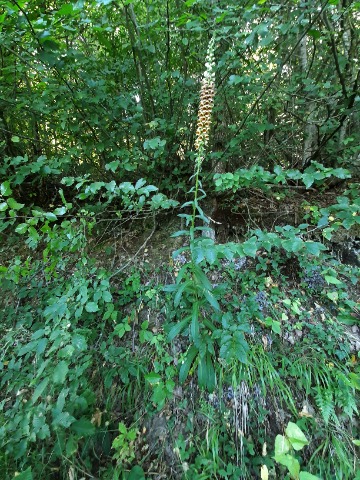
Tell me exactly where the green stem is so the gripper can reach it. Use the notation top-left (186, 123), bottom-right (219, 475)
top-left (190, 152), bottom-right (204, 250)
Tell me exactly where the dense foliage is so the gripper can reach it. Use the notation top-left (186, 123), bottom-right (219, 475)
top-left (0, 0), bottom-right (359, 479)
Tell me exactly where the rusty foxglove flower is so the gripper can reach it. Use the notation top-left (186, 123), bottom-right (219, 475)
top-left (195, 37), bottom-right (216, 153)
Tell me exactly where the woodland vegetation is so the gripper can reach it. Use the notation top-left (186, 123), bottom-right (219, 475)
top-left (0, 0), bottom-right (359, 479)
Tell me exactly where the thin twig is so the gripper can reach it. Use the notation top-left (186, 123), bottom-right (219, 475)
top-left (109, 214), bottom-right (157, 278)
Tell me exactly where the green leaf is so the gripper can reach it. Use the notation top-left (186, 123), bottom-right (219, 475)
top-left (143, 137), bottom-right (163, 150)
top-left (174, 280), bottom-right (192, 307)
top-left (105, 160), bottom-right (120, 172)
top-left (43, 212), bottom-right (58, 221)
top-left (192, 265), bottom-right (212, 290)
top-left (327, 291), bottom-right (338, 302)
top-left (0, 202), bottom-right (8, 212)
top-left (11, 135), bottom-right (20, 143)
top-left (302, 173), bottom-right (315, 189)
top-left (167, 318), bottom-right (189, 341)
top-left (220, 331), bottom-right (249, 364)
top-left (192, 245), bottom-right (205, 263)
top-left (0, 181), bottom-right (12, 196)
top-left (145, 372), bottom-right (162, 385)
top-left (12, 467), bottom-right (33, 480)
top-left (32, 377), bottom-right (49, 403)
top-left (275, 454), bottom-right (300, 478)
top-left (54, 206), bottom-right (67, 215)
top-left (66, 435), bottom-right (78, 456)
top-left (348, 373), bottom-right (360, 390)
top-left (285, 422), bottom-right (309, 451)
top-left (128, 465), bottom-right (145, 480)
top-left (7, 197), bottom-right (25, 210)
top-left (171, 230), bottom-right (190, 238)
top-left (179, 346), bottom-right (198, 384)
top-left (15, 223), bottom-right (28, 234)
top-left (324, 275), bottom-right (342, 285)
top-left (53, 361), bottom-right (69, 384)
top-left (191, 302), bottom-right (200, 344)
top-left (307, 29), bottom-right (321, 39)
top-left (274, 434), bottom-right (290, 457)
top-left (204, 245), bottom-right (217, 264)
top-left (102, 291), bottom-right (112, 302)
top-left (242, 237), bottom-right (258, 257)
top-left (299, 472), bottom-right (321, 480)
top-left (304, 241), bottom-right (326, 255)
top-left (198, 353), bottom-right (215, 391)
top-left (203, 289), bottom-right (220, 311)
top-left (52, 411), bottom-right (75, 428)
top-left (71, 418), bottom-right (95, 436)
top-left (85, 302), bottom-right (99, 312)
top-left (57, 4), bottom-right (75, 15)
top-left (282, 237), bottom-right (303, 253)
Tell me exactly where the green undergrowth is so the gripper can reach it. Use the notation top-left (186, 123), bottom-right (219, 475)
top-left (0, 205), bottom-right (359, 479)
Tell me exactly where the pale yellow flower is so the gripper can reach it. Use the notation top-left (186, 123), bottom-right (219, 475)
top-left (194, 37), bottom-right (216, 152)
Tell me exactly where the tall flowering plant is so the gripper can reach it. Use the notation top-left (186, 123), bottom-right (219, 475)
top-left (165, 37), bottom-right (250, 390)
top-left (190, 37), bottom-right (216, 247)
top-left (165, 37), bottom-right (221, 391)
